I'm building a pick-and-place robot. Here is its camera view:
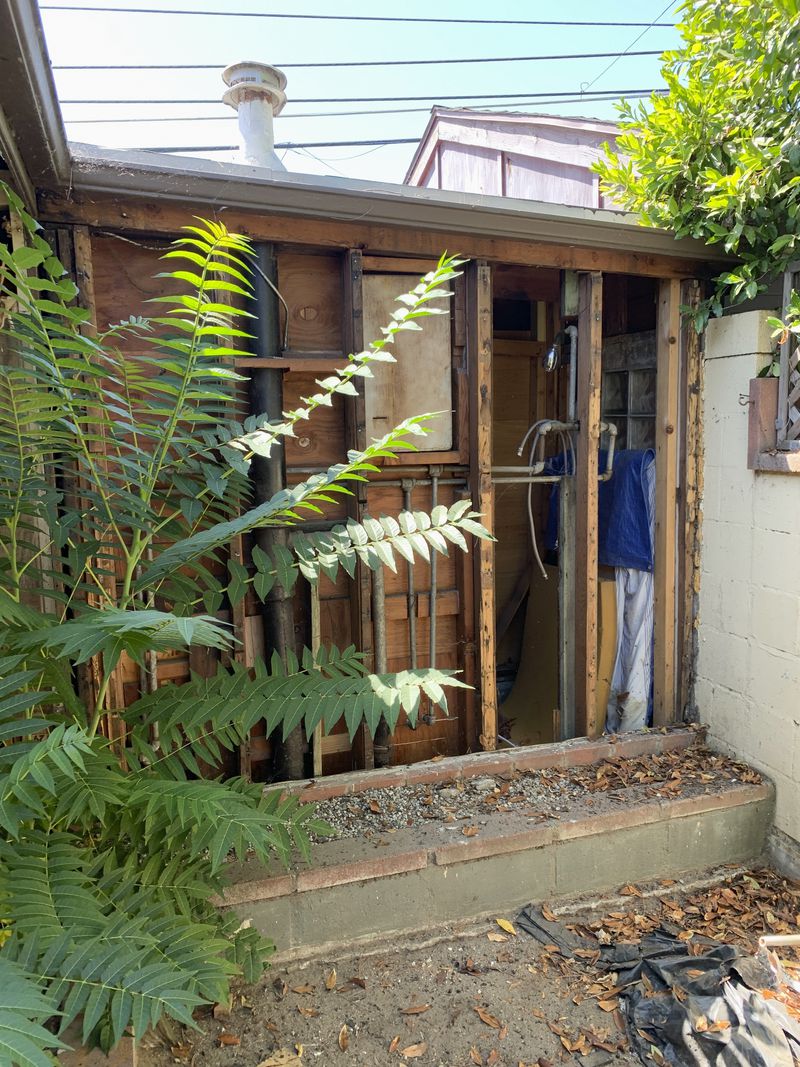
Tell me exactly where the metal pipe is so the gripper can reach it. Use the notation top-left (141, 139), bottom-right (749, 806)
top-left (371, 565), bottom-right (391, 765)
top-left (429, 466), bottom-right (440, 669)
top-left (492, 474), bottom-right (563, 484)
top-left (566, 324), bottom-right (578, 422)
top-left (759, 934), bottom-right (800, 948)
top-left (598, 420), bottom-right (618, 482)
top-left (250, 242), bottom-right (303, 779)
top-left (402, 479), bottom-right (418, 671)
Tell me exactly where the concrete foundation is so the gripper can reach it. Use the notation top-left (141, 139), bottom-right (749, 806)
top-left (224, 781), bottom-right (774, 960)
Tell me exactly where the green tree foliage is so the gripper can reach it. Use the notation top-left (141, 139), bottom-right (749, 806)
top-left (595, 0), bottom-right (800, 328)
top-left (0, 189), bottom-right (489, 1064)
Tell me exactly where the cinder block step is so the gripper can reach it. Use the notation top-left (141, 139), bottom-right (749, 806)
top-left (220, 735), bottom-right (774, 960)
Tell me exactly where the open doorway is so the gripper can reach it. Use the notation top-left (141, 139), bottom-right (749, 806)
top-left (490, 267), bottom-right (659, 747)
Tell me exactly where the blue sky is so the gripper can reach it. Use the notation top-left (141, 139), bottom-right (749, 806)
top-left (39, 0), bottom-right (682, 183)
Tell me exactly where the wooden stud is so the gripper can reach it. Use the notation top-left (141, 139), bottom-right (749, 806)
top-left (342, 248), bottom-right (374, 770)
top-left (40, 191), bottom-right (712, 281)
top-left (678, 280), bottom-right (703, 719)
top-left (653, 278), bottom-right (682, 725)
top-left (467, 260), bottom-right (497, 751)
top-left (72, 227), bottom-right (127, 730)
top-left (574, 271), bottom-right (603, 738)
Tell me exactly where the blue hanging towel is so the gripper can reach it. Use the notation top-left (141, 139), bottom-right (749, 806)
top-left (545, 448), bottom-right (655, 571)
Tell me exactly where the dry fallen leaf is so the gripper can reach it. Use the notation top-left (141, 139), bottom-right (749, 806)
top-left (325, 968), bottom-right (338, 991)
top-left (400, 1042), bottom-right (428, 1058)
top-left (369, 799), bottom-right (382, 814)
top-left (487, 1050), bottom-right (500, 1065)
top-left (542, 905), bottom-right (557, 922)
top-left (462, 825), bottom-right (479, 837)
top-left (469, 1047), bottom-right (482, 1065)
top-left (273, 978), bottom-right (288, 1001)
top-left (338, 1023), bottom-right (350, 1051)
top-left (400, 1003), bottom-right (431, 1015)
top-left (495, 918), bottom-right (517, 936)
top-left (598, 999), bottom-right (618, 1012)
top-left (297, 1006), bottom-right (319, 1018)
top-left (474, 1006), bottom-right (502, 1029)
top-left (292, 984), bottom-right (315, 995)
top-left (388, 1035), bottom-right (401, 1054)
top-left (169, 1046), bottom-right (192, 1062)
top-left (487, 932), bottom-right (508, 943)
top-left (256, 1051), bottom-right (303, 1067)
top-left (218, 1034), bottom-right (240, 1046)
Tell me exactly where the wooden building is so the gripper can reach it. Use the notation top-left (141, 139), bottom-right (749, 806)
top-left (404, 108), bottom-right (619, 210)
top-left (0, 0), bottom-right (721, 781)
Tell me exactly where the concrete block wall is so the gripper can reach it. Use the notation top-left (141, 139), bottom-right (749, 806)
top-left (697, 310), bottom-right (800, 849)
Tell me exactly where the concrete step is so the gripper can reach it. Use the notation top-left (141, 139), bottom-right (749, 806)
top-left (220, 732), bottom-right (774, 960)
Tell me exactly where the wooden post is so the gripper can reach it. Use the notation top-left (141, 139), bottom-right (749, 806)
top-left (73, 226), bottom-right (127, 728)
top-left (574, 271), bottom-right (602, 737)
top-left (653, 278), bottom-right (681, 725)
top-left (467, 260), bottom-right (497, 751)
top-left (342, 249), bottom-right (375, 769)
top-left (678, 280), bottom-right (703, 719)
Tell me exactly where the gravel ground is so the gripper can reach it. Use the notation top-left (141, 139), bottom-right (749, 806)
top-left (310, 746), bottom-right (761, 842)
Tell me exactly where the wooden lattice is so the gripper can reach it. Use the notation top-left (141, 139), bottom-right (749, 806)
top-left (778, 263), bottom-right (800, 450)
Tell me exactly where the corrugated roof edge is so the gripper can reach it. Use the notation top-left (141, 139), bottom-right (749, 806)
top-left (67, 142), bottom-right (721, 263)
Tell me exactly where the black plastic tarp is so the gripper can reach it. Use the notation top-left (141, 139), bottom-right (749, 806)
top-left (516, 905), bottom-right (800, 1067)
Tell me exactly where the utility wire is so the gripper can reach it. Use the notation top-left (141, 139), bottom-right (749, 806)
top-left (58, 87), bottom-right (662, 105)
top-left (581, 0), bottom-right (675, 92)
top-left (40, 5), bottom-right (674, 26)
top-left (147, 138), bottom-right (420, 152)
top-left (63, 90), bottom-right (663, 122)
top-left (52, 50), bottom-right (662, 71)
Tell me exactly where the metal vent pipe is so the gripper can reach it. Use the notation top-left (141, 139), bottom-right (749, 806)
top-left (222, 61), bottom-right (287, 170)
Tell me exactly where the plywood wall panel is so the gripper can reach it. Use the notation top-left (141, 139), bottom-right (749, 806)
top-left (278, 251), bottom-right (343, 353)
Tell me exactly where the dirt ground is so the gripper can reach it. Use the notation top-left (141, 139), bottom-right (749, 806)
top-left (140, 865), bottom-right (800, 1067)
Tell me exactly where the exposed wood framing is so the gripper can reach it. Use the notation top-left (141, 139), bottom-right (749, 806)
top-left (678, 280), bottom-right (703, 718)
top-left (574, 271), bottom-right (602, 738)
top-left (653, 278), bottom-right (681, 726)
top-left (72, 226), bottom-right (127, 732)
top-left (342, 248), bottom-right (374, 769)
top-left (39, 192), bottom-right (709, 280)
top-left (467, 260), bottom-right (497, 750)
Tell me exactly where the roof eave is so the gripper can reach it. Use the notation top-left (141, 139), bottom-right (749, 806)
top-left (0, 0), bottom-right (70, 198)
top-left (66, 142), bottom-right (723, 265)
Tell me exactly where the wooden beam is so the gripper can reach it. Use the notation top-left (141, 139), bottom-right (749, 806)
top-left (342, 248), bottom-right (374, 770)
top-left (39, 191), bottom-right (708, 280)
top-left (73, 226), bottom-right (127, 731)
top-left (467, 260), bottom-right (497, 751)
top-left (574, 271), bottom-right (603, 738)
top-left (653, 278), bottom-right (682, 726)
top-left (678, 280), bottom-right (703, 720)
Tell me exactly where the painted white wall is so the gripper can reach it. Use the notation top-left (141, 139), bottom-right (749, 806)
top-left (697, 310), bottom-right (800, 846)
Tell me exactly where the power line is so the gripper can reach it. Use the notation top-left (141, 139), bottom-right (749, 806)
top-left (40, 5), bottom-right (675, 27)
top-left (52, 50), bottom-right (662, 71)
top-left (58, 87), bottom-right (663, 106)
top-left (581, 0), bottom-right (675, 92)
top-left (63, 90), bottom-right (663, 123)
top-left (147, 138), bottom-right (420, 152)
